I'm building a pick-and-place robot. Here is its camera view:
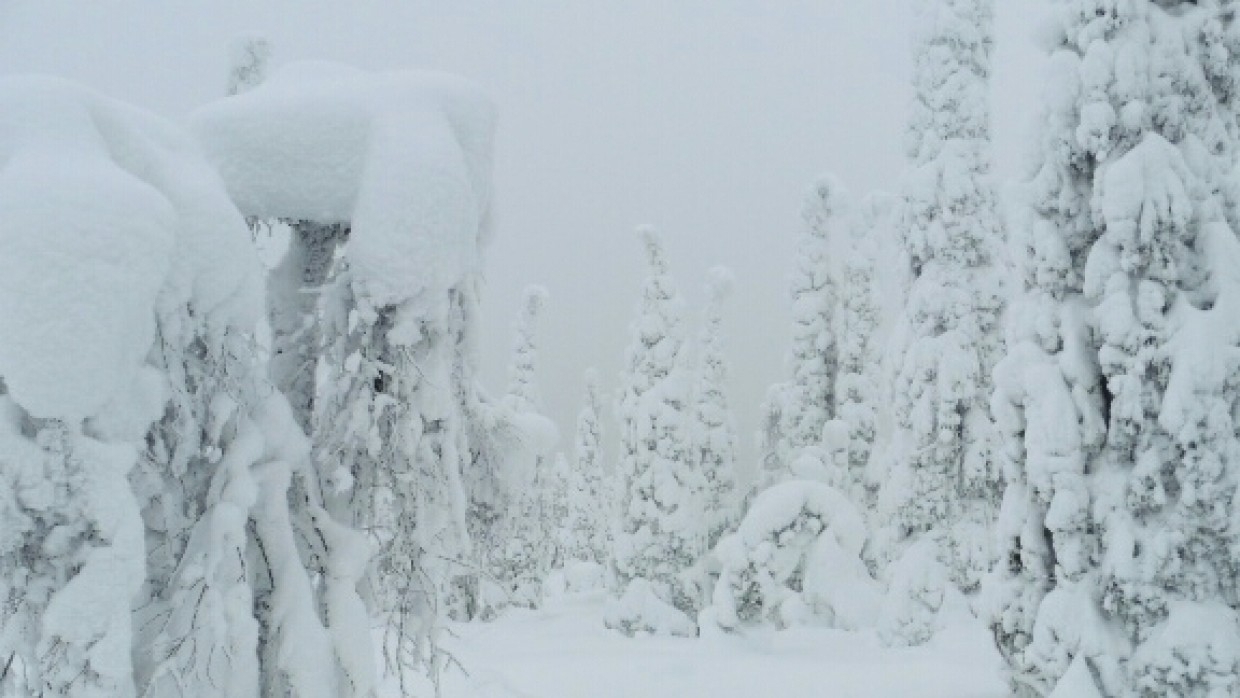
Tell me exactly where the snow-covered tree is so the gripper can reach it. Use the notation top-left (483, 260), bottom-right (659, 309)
top-left (0, 76), bottom-right (377, 698)
top-left (505, 285), bottom-right (549, 413)
top-left (694, 266), bottom-right (740, 551)
top-left (834, 200), bottom-right (885, 506)
top-left (194, 62), bottom-right (499, 690)
top-left (758, 176), bottom-right (846, 489)
top-left (877, 0), bottom-right (1005, 617)
top-left (226, 33), bottom-right (271, 96)
top-left (563, 368), bottom-right (610, 569)
top-left (481, 285), bottom-right (561, 611)
top-left (605, 226), bottom-right (703, 636)
top-left (990, 3), bottom-right (1240, 695)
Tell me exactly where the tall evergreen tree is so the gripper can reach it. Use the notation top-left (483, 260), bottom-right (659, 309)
top-left (991, 2), bottom-right (1240, 695)
top-left (605, 226), bottom-right (703, 636)
top-left (488, 285), bottom-right (559, 609)
top-left (564, 368), bottom-right (610, 568)
top-left (758, 176), bottom-right (846, 489)
top-left (877, 0), bottom-right (1005, 613)
top-left (834, 197), bottom-right (885, 506)
top-left (694, 266), bottom-right (740, 551)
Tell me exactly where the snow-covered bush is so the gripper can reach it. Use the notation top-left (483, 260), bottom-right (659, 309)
top-left (876, 537), bottom-right (947, 647)
top-left (603, 578), bottom-right (697, 638)
top-left (706, 481), bottom-right (879, 632)
top-left (991, 2), bottom-right (1240, 696)
top-left (607, 226), bottom-right (705, 636)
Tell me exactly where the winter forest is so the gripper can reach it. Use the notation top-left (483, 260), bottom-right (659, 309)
top-left (4, 0), bottom-right (1240, 696)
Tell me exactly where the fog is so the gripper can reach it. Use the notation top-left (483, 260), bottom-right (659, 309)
top-left (0, 0), bottom-right (1044, 478)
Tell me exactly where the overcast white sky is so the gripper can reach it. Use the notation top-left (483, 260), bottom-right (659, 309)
top-left (0, 0), bottom-right (1045, 478)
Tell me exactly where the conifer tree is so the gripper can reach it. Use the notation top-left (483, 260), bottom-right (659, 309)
top-left (606, 226), bottom-right (703, 636)
top-left (834, 200), bottom-right (884, 506)
top-left (564, 369), bottom-right (610, 568)
top-left (877, 0), bottom-right (1005, 616)
top-left (694, 266), bottom-right (740, 551)
top-left (758, 176), bottom-right (846, 489)
top-left (489, 285), bottom-right (559, 609)
top-left (991, 2), bottom-right (1240, 695)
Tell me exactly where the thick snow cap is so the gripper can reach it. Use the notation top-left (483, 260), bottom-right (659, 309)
top-left (0, 76), bottom-right (262, 420)
top-left (192, 61), bottom-right (497, 306)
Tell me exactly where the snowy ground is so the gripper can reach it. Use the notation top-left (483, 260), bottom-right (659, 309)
top-left (429, 592), bottom-right (1009, 698)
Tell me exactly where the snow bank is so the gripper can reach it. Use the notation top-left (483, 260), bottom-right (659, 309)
top-left (192, 62), bottom-right (497, 306)
top-left (0, 76), bottom-right (262, 420)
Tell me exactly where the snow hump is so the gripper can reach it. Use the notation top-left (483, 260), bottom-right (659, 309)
top-left (0, 76), bottom-right (262, 420)
top-left (192, 62), bottom-right (498, 306)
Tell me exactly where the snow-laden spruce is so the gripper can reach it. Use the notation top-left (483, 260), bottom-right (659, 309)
top-left (757, 176), bottom-right (846, 489)
top-left (606, 226), bottom-right (705, 636)
top-left (192, 60), bottom-right (504, 688)
top-left (990, 3), bottom-right (1240, 696)
top-left (876, 0), bottom-right (1005, 636)
top-left (0, 76), bottom-right (370, 698)
top-left (693, 266), bottom-right (741, 552)
top-left (833, 194), bottom-right (889, 507)
top-left (562, 368), bottom-right (611, 578)
top-left (482, 285), bottom-right (561, 612)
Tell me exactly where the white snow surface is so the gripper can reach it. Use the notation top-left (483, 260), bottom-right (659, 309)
top-left (407, 591), bottom-right (1007, 698)
top-left (0, 76), bottom-right (261, 420)
top-left (192, 62), bottom-right (497, 306)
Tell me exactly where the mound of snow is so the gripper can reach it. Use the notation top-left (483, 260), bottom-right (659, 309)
top-left (192, 62), bottom-right (497, 306)
top-left (877, 537), bottom-right (946, 647)
top-left (602, 578), bottom-right (697, 638)
top-left (707, 480), bottom-right (879, 632)
top-left (0, 76), bottom-right (262, 420)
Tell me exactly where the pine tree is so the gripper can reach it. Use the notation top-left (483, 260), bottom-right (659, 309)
top-left (564, 368), bottom-right (610, 568)
top-left (488, 285), bottom-right (560, 610)
top-left (834, 198), bottom-right (884, 506)
top-left (757, 176), bottom-right (846, 489)
top-left (694, 266), bottom-right (740, 551)
top-left (605, 226), bottom-right (703, 636)
top-left (877, 0), bottom-right (1005, 616)
top-left (991, 2), bottom-right (1240, 695)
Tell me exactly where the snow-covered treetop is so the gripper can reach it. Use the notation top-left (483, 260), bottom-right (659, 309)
top-left (905, 0), bottom-right (994, 163)
top-left (227, 33), bottom-right (272, 96)
top-left (0, 76), bottom-right (262, 420)
top-left (192, 61), bottom-right (497, 306)
top-left (802, 174), bottom-right (849, 245)
top-left (506, 283), bottom-right (550, 411)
